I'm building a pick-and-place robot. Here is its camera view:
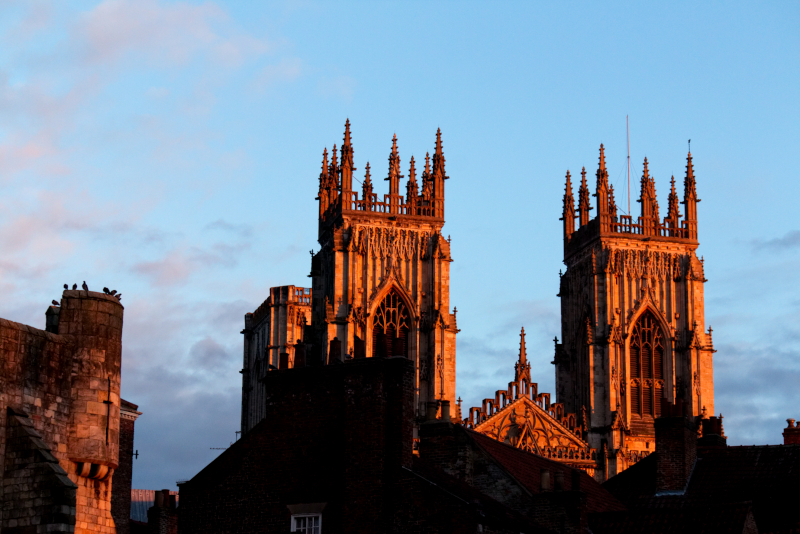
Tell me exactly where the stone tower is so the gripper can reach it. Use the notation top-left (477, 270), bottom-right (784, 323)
top-left (554, 146), bottom-right (714, 478)
top-left (309, 120), bottom-right (458, 418)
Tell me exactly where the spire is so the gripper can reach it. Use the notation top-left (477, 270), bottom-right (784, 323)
top-left (421, 152), bottom-right (432, 202)
top-left (319, 148), bottom-right (329, 189)
top-left (431, 129), bottom-right (447, 217)
top-left (318, 148), bottom-right (330, 216)
top-left (638, 157), bottom-right (660, 233)
top-left (340, 119), bottom-right (355, 193)
top-left (514, 327), bottom-right (531, 393)
top-left (561, 170), bottom-right (576, 243)
top-left (682, 151), bottom-right (699, 240)
top-left (667, 175), bottom-right (681, 230)
top-left (599, 143), bottom-right (606, 171)
top-left (432, 129), bottom-right (445, 178)
top-left (329, 143), bottom-right (339, 187)
top-left (385, 134), bottom-right (402, 197)
top-left (362, 162), bottom-right (373, 208)
top-left (578, 167), bottom-right (592, 227)
top-left (406, 156), bottom-right (419, 207)
top-left (595, 144), bottom-right (610, 230)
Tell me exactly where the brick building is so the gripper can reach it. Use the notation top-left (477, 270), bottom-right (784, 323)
top-left (180, 356), bottom-right (625, 533)
top-left (0, 288), bottom-right (138, 533)
top-left (590, 412), bottom-right (800, 533)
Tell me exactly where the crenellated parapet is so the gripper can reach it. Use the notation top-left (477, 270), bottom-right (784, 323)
top-left (318, 120), bottom-right (448, 226)
top-left (562, 146), bottom-right (700, 259)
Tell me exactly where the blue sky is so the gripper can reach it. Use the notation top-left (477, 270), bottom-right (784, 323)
top-left (0, 1), bottom-right (798, 489)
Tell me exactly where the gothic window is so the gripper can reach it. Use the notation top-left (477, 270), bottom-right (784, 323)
top-left (629, 311), bottom-right (665, 417)
top-left (372, 290), bottom-right (410, 358)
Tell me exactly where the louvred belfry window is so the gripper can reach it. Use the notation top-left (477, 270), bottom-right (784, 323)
top-left (372, 290), bottom-right (410, 358)
top-left (629, 311), bottom-right (665, 417)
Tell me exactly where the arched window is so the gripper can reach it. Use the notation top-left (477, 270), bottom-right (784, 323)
top-left (372, 290), bottom-right (410, 358)
top-left (629, 311), bottom-right (665, 417)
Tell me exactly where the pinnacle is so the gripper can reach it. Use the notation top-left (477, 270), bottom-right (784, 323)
top-left (435, 128), bottom-right (443, 154)
top-left (343, 119), bottom-right (351, 145)
top-left (599, 144), bottom-right (606, 170)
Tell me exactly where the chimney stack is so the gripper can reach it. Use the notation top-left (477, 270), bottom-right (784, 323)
top-left (655, 415), bottom-right (697, 494)
top-left (784, 419), bottom-right (800, 445)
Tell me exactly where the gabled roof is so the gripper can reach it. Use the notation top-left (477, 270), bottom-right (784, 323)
top-left (469, 430), bottom-right (625, 514)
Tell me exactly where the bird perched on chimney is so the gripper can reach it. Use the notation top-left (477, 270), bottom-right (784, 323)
top-left (51, 300), bottom-right (59, 306)
top-left (103, 287), bottom-right (110, 294)
top-left (116, 294), bottom-right (122, 301)
top-left (82, 281), bottom-right (88, 291)
top-left (110, 289), bottom-right (117, 296)
top-left (63, 284), bottom-right (68, 290)
top-left (72, 284), bottom-right (77, 290)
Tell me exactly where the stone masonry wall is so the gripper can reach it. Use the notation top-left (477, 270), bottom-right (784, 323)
top-left (0, 289), bottom-right (125, 534)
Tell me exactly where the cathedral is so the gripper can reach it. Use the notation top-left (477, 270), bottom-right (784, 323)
top-left (241, 121), bottom-right (459, 434)
top-left (240, 121), bottom-right (713, 482)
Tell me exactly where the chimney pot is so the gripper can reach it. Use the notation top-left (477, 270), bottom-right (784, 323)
top-left (426, 401), bottom-right (439, 421)
top-left (541, 469), bottom-right (551, 492)
top-left (440, 400), bottom-right (451, 422)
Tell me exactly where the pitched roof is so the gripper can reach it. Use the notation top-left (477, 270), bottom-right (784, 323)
top-left (469, 430), bottom-right (625, 513)
top-left (602, 444), bottom-right (800, 533)
top-left (408, 457), bottom-right (555, 534)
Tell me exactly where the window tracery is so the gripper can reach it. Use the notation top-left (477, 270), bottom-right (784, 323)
top-left (372, 289), bottom-right (410, 358)
top-left (629, 311), bottom-right (665, 417)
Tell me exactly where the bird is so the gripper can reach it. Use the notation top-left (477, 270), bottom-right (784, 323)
top-left (116, 294), bottom-right (122, 301)
top-left (72, 284), bottom-right (77, 290)
top-left (103, 287), bottom-right (110, 294)
top-left (63, 284), bottom-right (68, 290)
top-left (110, 290), bottom-right (117, 296)
top-left (51, 300), bottom-right (59, 306)
top-left (82, 281), bottom-right (88, 291)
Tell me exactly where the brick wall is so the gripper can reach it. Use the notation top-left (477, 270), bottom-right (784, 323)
top-left (655, 416), bottom-right (697, 493)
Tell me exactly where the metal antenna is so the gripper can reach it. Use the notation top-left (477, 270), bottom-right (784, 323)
top-left (627, 116), bottom-right (631, 216)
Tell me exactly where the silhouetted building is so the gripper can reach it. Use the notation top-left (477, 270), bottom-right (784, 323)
top-left (181, 356), bottom-right (624, 533)
top-left (590, 413), bottom-right (800, 533)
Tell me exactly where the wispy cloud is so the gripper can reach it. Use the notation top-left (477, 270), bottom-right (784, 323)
top-left (751, 230), bottom-right (800, 251)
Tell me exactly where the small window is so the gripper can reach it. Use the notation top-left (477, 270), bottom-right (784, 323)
top-left (291, 514), bottom-right (321, 533)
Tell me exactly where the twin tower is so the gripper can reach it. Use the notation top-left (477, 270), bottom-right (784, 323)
top-left (241, 122), bottom-right (714, 481)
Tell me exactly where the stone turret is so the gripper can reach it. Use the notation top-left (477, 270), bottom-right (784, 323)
top-left (58, 289), bottom-right (124, 477)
